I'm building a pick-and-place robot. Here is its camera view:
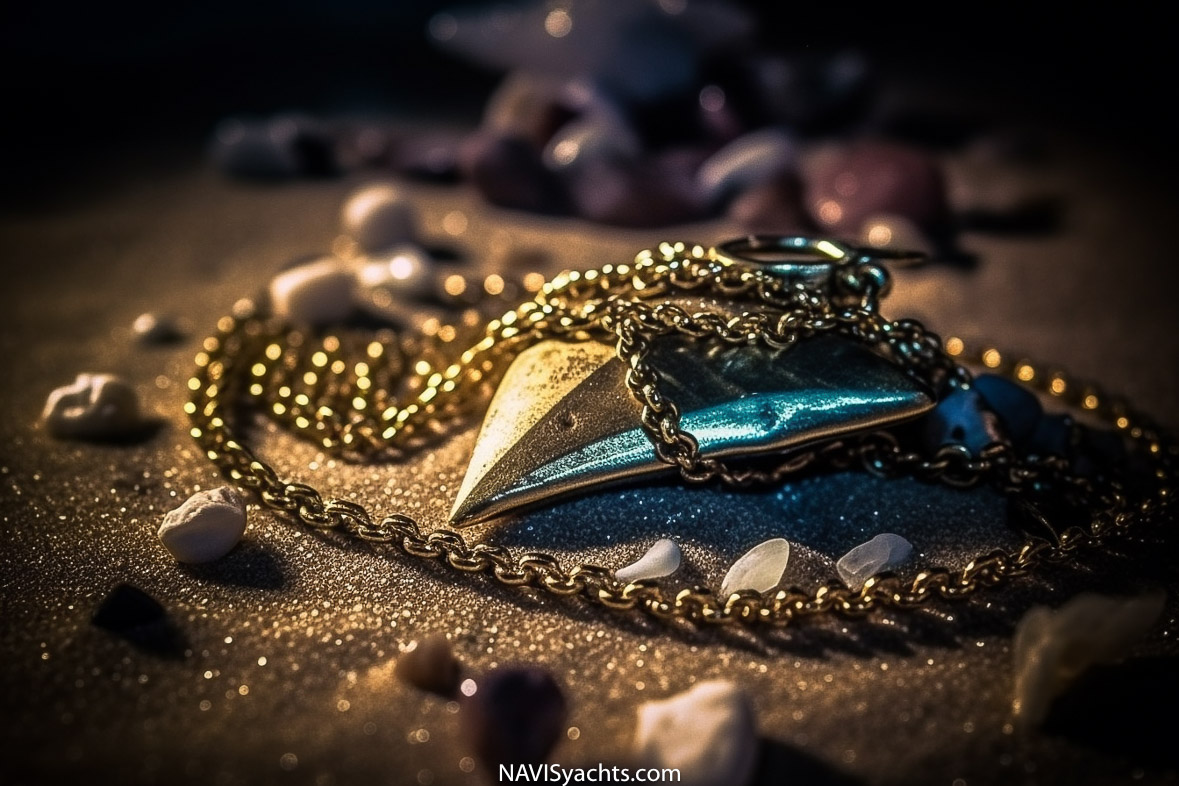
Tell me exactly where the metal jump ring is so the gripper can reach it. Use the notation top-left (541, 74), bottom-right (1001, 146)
top-left (712, 235), bottom-right (926, 282)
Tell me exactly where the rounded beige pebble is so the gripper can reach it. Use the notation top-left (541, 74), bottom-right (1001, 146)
top-left (42, 373), bottom-right (141, 439)
top-left (158, 486), bottom-right (247, 563)
top-left (341, 183), bottom-right (418, 253)
top-left (269, 258), bottom-right (356, 325)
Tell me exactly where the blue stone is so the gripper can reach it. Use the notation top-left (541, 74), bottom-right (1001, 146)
top-left (973, 373), bottom-right (1043, 444)
top-left (921, 389), bottom-right (1007, 455)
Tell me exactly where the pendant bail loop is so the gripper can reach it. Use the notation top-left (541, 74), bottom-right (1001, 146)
top-left (711, 234), bottom-right (925, 308)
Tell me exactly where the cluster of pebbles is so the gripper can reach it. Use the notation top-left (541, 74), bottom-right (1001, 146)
top-left (273, 183), bottom-right (463, 327)
top-left (208, 0), bottom-right (1055, 258)
top-left (272, 182), bottom-right (549, 334)
top-left (611, 532), bottom-right (912, 600)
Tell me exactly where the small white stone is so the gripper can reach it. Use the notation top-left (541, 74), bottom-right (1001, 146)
top-left (720, 538), bottom-right (790, 597)
top-left (131, 312), bottom-right (183, 344)
top-left (633, 680), bottom-right (757, 786)
top-left (42, 373), bottom-right (141, 439)
top-left (341, 183), bottom-right (418, 253)
top-left (836, 533), bottom-right (913, 590)
top-left (158, 486), bottom-right (248, 564)
top-left (269, 258), bottom-right (356, 325)
top-left (696, 128), bottom-right (796, 206)
top-left (1012, 591), bottom-right (1165, 729)
top-left (615, 539), bottom-right (682, 583)
top-left (356, 244), bottom-right (434, 300)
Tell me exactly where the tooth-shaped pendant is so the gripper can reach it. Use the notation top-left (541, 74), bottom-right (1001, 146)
top-left (450, 334), bottom-right (933, 525)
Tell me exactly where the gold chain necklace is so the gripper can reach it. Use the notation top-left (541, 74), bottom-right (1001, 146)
top-left (185, 236), bottom-right (1175, 626)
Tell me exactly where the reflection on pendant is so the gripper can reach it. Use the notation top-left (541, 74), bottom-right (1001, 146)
top-left (450, 335), bottom-right (934, 525)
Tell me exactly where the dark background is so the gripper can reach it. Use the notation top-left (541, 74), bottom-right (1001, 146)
top-left (3, 2), bottom-right (1176, 209)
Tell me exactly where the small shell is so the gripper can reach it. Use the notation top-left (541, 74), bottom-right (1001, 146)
top-left (836, 533), bottom-right (913, 590)
top-left (158, 486), bottom-right (247, 564)
top-left (615, 539), bottom-right (682, 583)
top-left (42, 373), bottom-right (141, 440)
top-left (720, 538), bottom-right (790, 597)
top-left (633, 680), bottom-right (758, 786)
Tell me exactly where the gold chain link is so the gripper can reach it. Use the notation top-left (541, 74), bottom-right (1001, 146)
top-left (184, 241), bottom-right (1176, 627)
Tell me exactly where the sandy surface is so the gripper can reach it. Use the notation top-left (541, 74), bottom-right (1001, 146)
top-left (2, 123), bottom-right (1178, 786)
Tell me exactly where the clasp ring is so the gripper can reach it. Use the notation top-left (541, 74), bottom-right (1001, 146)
top-left (711, 235), bottom-right (926, 281)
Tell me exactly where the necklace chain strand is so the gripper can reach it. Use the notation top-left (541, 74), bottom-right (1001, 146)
top-left (185, 241), bottom-right (1176, 626)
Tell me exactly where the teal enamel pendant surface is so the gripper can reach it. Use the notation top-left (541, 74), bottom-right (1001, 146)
top-left (450, 334), bottom-right (934, 525)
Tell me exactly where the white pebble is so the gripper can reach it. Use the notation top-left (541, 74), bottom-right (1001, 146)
top-left (720, 538), bottom-right (790, 597)
top-left (131, 312), bottom-right (183, 344)
top-left (616, 539), bottom-right (682, 583)
top-left (633, 680), bottom-right (757, 786)
top-left (158, 486), bottom-right (248, 563)
top-left (696, 128), bottom-right (796, 206)
top-left (1012, 591), bottom-right (1165, 729)
top-left (42, 373), bottom-right (141, 439)
top-left (341, 183), bottom-right (418, 253)
top-left (269, 258), bottom-right (356, 325)
top-left (836, 533), bottom-right (913, 590)
top-left (356, 244), bottom-right (434, 300)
